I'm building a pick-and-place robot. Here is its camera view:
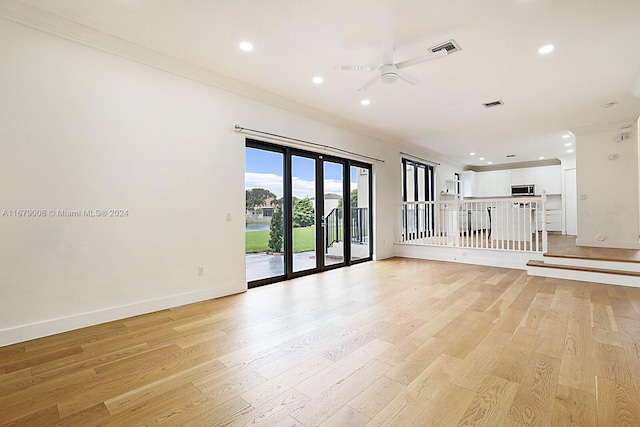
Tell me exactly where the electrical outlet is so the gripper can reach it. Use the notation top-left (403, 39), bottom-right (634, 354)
top-left (226, 212), bottom-right (231, 221)
top-left (198, 267), bottom-right (204, 276)
top-left (579, 194), bottom-right (587, 200)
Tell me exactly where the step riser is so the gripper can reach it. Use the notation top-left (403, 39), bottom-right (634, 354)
top-left (528, 265), bottom-right (640, 288)
top-left (543, 256), bottom-right (640, 273)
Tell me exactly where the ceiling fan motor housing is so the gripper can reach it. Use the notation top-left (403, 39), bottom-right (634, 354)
top-left (380, 64), bottom-right (399, 84)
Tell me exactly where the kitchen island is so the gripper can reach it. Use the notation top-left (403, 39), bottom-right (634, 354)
top-left (491, 202), bottom-right (537, 241)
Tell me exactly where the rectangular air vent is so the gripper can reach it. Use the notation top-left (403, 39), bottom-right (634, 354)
top-left (483, 100), bottom-right (504, 108)
top-left (430, 39), bottom-right (461, 54)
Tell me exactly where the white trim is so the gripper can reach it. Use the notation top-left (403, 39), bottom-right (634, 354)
top-left (633, 67), bottom-right (640, 98)
top-left (394, 243), bottom-right (543, 270)
top-left (0, 283), bottom-right (245, 347)
top-left (543, 255), bottom-right (640, 273)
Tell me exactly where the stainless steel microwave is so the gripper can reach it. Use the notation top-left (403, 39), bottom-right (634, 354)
top-left (511, 184), bottom-right (535, 196)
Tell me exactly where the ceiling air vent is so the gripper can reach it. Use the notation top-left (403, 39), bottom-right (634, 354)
top-left (430, 39), bottom-right (461, 54)
top-left (483, 100), bottom-right (504, 108)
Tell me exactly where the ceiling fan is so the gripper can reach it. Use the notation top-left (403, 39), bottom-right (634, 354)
top-left (335, 38), bottom-right (449, 91)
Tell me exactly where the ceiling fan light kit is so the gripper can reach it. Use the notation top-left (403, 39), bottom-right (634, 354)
top-left (379, 65), bottom-right (398, 84)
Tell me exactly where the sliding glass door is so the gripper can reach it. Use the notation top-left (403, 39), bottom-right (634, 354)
top-left (291, 155), bottom-right (317, 273)
top-left (245, 140), bottom-right (372, 288)
top-left (323, 160), bottom-right (345, 267)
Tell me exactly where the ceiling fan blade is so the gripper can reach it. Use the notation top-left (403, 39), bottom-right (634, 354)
top-left (382, 38), bottom-right (394, 65)
top-left (397, 70), bottom-right (420, 86)
top-left (358, 75), bottom-right (379, 91)
top-left (396, 48), bottom-right (448, 69)
top-left (335, 65), bottom-right (377, 71)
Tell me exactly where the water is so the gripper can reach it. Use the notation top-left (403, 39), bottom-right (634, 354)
top-left (246, 223), bottom-right (270, 232)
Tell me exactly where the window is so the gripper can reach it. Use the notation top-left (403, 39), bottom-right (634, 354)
top-left (402, 158), bottom-right (435, 240)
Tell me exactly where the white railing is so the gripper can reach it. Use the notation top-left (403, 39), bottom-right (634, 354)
top-left (399, 193), bottom-right (547, 253)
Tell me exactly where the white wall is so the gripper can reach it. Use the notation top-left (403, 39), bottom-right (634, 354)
top-left (0, 18), bottom-right (464, 345)
top-left (575, 119), bottom-right (640, 248)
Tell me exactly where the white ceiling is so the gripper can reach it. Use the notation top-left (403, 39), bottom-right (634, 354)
top-left (15, 0), bottom-right (640, 166)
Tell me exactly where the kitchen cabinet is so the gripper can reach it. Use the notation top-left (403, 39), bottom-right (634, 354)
top-left (463, 165), bottom-right (561, 197)
top-left (476, 170), bottom-right (510, 197)
top-left (534, 165), bottom-right (561, 195)
top-left (511, 168), bottom-right (535, 186)
top-left (462, 170), bottom-right (476, 197)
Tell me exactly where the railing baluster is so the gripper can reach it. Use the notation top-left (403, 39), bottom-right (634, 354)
top-left (399, 196), bottom-right (546, 253)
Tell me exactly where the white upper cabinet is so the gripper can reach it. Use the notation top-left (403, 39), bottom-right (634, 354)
top-left (511, 167), bottom-right (536, 185)
top-left (462, 170), bottom-right (476, 197)
top-left (469, 165), bottom-right (562, 197)
top-left (534, 165), bottom-right (562, 194)
top-left (477, 170), bottom-right (510, 197)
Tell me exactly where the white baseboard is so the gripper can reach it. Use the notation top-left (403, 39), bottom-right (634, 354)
top-left (394, 243), bottom-right (543, 270)
top-left (0, 282), bottom-right (246, 347)
top-left (576, 239), bottom-right (640, 250)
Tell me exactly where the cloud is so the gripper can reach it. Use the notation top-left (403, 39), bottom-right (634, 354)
top-left (245, 172), bottom-right (283, 197)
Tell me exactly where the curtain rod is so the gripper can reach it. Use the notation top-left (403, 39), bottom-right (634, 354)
top-left (234, 125), bottom-right (385, 163)
top-left (400, 151), bottom-right (440, 166)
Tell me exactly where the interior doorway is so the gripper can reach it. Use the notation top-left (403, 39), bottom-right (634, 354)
top-left (565, 168), bottom-right (577, 235)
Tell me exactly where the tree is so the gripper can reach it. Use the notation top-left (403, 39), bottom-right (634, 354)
top-left (268, 198), bottom-right (283, 252)
top-left (337, 189), bottom-right (358, 217)
top-left (245, 188), bottom-right (276, 214)
top-left (293, 197), bottom-right (314, 228)
top-left (350, 189), bottom-right (358, 208)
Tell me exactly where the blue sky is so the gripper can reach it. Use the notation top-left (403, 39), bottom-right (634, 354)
top-left (245, 147), bottom-right (357, 198)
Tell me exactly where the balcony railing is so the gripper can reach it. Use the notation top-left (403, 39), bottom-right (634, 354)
top-left (399, 194), bottom-right (548, 253)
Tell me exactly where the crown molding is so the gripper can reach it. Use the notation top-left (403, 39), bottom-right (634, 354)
top-left (0, 0), bottom-right (410, 150)
top-left (633, 66), bottom-right (640, 98)
top-left (569, 120), bottom-right (636, 136)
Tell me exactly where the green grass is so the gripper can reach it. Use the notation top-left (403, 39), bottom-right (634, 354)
top-left (245, 226), bottom-right (316, 253)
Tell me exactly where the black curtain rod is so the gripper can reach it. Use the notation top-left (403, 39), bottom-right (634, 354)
top-left (234, 125), bottom-right (385, 163)
top-left (400, 151), bottom-right (440, 166)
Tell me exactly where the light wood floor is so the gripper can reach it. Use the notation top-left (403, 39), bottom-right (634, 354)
top-left (3, 258), bottom-right (640, 426)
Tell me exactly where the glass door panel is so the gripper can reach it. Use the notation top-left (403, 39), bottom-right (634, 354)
top-left (350, 166), bottom-right (370, 261)
top-left (323, 161), bottom-right (345, 266)
top-left (291, 155), bottom-right (317, 273)
top-left (245, 147), bottom-right (285, 282)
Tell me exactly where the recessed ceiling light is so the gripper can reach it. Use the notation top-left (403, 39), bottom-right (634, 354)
top-left (565, 142), bottom-right (572, 147)
top-left (361, 99), bottom-right (370, 106)
top-left (538, 44), bottom-right (555, 54)
top-left (562, 134), bottom-right (570, 139)
top-left (539, 156), bottom-right (545, 160)
top-left (312, 76), bottom-right (324, 84)
top-left (567, 149), bottom-right (574, 153)
top-left (479, 157), bottom-right (485, 160)
top-left (487, 161), bottom-right (493, 165)
top-left (239, 41), bottom-right (254, 52)
top-left (469, 152), bottom-right (475, 156)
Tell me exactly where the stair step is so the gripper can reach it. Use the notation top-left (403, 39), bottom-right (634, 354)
top-left (540, 253), bottom-right (640, 274)
top-left (527, 260), bottom-right (640, 288)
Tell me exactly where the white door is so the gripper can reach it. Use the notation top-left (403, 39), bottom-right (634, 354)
top-left (565, 168), bottom-right (577, 235)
